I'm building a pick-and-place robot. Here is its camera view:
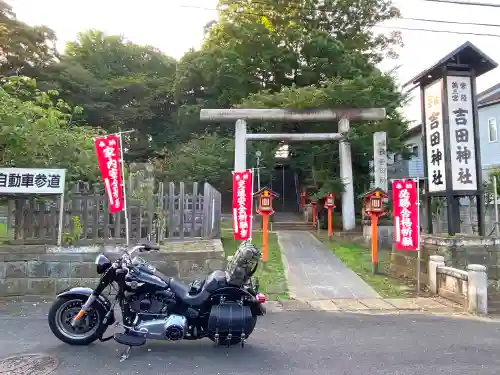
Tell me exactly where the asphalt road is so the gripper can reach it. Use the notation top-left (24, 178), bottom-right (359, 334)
top-left (2, 301), bottom-right (500, 375)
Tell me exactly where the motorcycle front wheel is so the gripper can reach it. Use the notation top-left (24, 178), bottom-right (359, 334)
top-left (48, 295), bottom-right (109, 346)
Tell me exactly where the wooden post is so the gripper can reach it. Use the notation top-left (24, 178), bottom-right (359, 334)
top-left (327, 207), bottom-right (333, 239)
top-left (262, 214), bottom-right (269, 262)
top-left (167, 182), bottom-right (175, 238)
top-left (191, 182), bottom-right (198, 238)
top-left (311, 202), bottom-right (317, 227)
top-left (371, 214), bottom-right (379, 274)
top-left (179, 182), bottom-right (185, 240)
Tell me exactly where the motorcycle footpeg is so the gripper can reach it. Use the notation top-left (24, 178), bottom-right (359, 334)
top-left (114, 332), bottom-right (146, 347)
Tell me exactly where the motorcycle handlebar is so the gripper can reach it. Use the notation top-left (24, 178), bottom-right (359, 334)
top-left (121, 243), bottom-right (160, 264)
top-left (127, 245), bottom-right (146, 257)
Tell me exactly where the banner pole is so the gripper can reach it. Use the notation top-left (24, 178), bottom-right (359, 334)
top-left (416, 178), bottom-right (421, 296)
top-left (118, 131), bottom-right (130, 247)
top-left (249, 168), bottom-right (255, 242)
top-left (57, 190), bottom-right (65, 247)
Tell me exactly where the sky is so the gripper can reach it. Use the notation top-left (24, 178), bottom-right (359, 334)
top-left (7, 0), bottom-right (500, 125)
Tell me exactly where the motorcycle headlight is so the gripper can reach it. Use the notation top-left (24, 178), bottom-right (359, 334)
top-left (95, 254), bottom-right (111, 274)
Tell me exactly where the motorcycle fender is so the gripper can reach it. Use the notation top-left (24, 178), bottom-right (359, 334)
top-left (253, 302), bottom-right (266, 315)
top-left (57, 287), bottom-right (116, 325)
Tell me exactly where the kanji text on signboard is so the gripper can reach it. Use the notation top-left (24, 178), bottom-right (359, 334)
top-left (0, 168), bottom-right (66, 194)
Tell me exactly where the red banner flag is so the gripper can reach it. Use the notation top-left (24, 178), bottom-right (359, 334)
top-left (232, 170), bottom-right (253, 241)
top-left (392, 179), bottom-right (419, 251)
top-left (94, 135), bottom-right (124, 213)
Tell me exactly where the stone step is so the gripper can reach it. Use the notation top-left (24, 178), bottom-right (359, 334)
top-left (271, 222), bottom-right (314, 231)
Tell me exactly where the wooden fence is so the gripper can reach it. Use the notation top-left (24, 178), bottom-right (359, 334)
top-left (1, 182), bottom-right (221, 245)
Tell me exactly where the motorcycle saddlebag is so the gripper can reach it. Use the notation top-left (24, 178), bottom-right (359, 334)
top-left (207, 302), bottom-right (253, 336)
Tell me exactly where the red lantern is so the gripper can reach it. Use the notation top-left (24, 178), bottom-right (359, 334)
top-left (324, 193), bottom-right (336, 209)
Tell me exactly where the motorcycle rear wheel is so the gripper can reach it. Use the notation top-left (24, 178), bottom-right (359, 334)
top-left (208, 316), bottom-right (257, 346)
top-left (48, 295), bottom-right (108, 346)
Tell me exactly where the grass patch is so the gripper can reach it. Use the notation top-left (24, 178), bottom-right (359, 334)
top-left (0, 223), bottom-right (7, 242)
top-left (221, 230), bottom-right (288, 300)
top-left (317, 233), bottom-right (414, 298)
top-left (220, 219), bottom-right (233, 230)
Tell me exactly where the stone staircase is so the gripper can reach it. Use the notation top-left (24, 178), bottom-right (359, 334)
top-left (270, 221), bottom-right (313, 231)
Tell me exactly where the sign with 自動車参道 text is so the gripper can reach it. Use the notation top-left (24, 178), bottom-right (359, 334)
top-left (0, 168), bottom-right (66, 194)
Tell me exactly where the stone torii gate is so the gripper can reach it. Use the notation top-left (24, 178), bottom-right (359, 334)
top-left (199, 108), bottom-right (386, 231)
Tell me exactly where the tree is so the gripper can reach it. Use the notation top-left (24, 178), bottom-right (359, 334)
top-left (38, 30), bottom-right (178, 160)
top-left (0, 75), bottom-right (101, 183)
top-left (173, 0), bottom-right (408, 195)
top-left (0, 0), bottom-right (57, 77)
top-left (183, 0), bottom-right (402, 97)
top-left (157, 132), bottom-right (276, 192)
top-left (238, 73), bottom-right (410, 195)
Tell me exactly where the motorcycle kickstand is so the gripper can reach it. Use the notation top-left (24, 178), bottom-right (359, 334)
top-left (240, 333), bottom-right (246, 348)
top-left (119, 346), bottom-right (132, 362)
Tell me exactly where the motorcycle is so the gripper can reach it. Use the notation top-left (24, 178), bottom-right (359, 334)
top-left (47, 241), bottom-right (266, 360)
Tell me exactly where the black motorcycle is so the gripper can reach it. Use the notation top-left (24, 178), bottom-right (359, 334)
top-left (47, 241), bottom-right (266, 359)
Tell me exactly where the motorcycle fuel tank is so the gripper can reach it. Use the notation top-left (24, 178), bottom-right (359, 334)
top-left (129, 268), bottom-right (168, 290)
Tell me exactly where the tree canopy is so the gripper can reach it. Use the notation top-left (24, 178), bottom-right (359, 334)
top-left (0, 75), bottom-right (101, 183)
top-left (0, 0), bottom-right (410, 198)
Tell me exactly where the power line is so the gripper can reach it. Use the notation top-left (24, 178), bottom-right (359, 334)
top-left (179, 4), bottom-right (500, 38)
top-left (404, 17), bottom-right (500, 28)
top-left (423, 0), bottom-right (500, 7)
top-left (223, 0), bottom-right (500, 27)
top-left (377, 25), bottom-right (500, 38)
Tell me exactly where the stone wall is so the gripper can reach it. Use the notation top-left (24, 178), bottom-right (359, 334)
top-left (390, 235), bottom-right (500, 279)
top-left (0, 240), bottom-right (225, 297)
top-left (436, 266), bottom-right (468, 305)
top-left (428, 255), bottom-right (488, 314)
top-left (390, 249), bottom-right (428, 284)
top-left (389, 235), bottom-right (500, 312)
top-left (362, 220), bottom-right (394, 250)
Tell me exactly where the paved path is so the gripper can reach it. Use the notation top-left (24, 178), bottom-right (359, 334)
top-left (1, 301), bottom-right (500, 375)
top-left (278, 231), bottom-right (380, 300)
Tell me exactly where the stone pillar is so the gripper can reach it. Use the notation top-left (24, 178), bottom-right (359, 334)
top-left (338, 118), bottom-right (355, 231)
top-left (429, 255), bottom-right (445, 295)
top-left (467, 264), bottom-right (487, 315)
top-left (234, 119), bottom-right (247, 172)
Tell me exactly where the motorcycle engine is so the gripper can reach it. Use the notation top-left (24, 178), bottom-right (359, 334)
top-left (164, 314), bottom-right (187, 340)
top-left (129, 293), bottom-right (171, 314)
top-left (133, 314), bottom-right (188, 341)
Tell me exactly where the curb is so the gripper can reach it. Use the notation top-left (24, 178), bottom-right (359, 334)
top-left (0, 296), bottom-right (493, 321)
top-left (263, 297), bottom-right (488, 319)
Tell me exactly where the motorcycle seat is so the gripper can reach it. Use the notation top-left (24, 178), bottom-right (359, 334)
top-left (168, 271), bottom-right (227, 306)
